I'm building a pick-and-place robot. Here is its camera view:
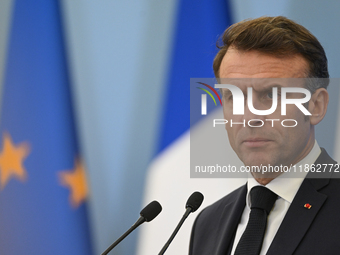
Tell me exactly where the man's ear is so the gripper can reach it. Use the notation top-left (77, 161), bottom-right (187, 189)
top-left (308, 88), bottom-right (329, 125)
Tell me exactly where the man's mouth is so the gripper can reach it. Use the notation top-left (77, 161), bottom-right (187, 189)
top-left (242, 138), bottom-right (272, 147)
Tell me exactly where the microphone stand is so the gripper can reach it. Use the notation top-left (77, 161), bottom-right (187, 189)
top-left (101, 217), bottom-right (145, 255)
top-left (158, 207), bottom-right (192, 255)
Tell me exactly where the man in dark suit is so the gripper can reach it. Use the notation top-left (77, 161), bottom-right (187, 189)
top-left (189, 16), bottom-right (340, 255)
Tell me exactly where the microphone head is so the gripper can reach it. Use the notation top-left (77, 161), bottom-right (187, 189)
top-left (140, 201), bottom-right (162, 222)
top-left (186, 192), bottom-right (204, 212)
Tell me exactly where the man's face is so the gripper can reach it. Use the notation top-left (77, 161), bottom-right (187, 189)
top-left (219, 48), bottom-right (315, 171)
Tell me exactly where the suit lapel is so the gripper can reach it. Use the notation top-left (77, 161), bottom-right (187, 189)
top-left (267, 178), bottom-right (327, 255)
top-left (267, 149), bottom-right (334, 255)
top-left (215, 184), bottom-right (247, 255)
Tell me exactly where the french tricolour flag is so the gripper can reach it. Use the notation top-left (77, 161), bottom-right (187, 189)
top-left (136, 0), bottom-right (246, 254)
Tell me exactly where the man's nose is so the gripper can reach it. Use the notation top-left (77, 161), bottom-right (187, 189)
top-left (243, 94), bottom-right (268, 126)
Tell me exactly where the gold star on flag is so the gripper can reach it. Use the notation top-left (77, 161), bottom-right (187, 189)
top-left (0, 132), bottom-right (30, 189)
top-left (59, 158), bottom-right (88, 208)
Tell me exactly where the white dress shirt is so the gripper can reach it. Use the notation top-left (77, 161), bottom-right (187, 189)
top-left (231, 140), bottom-right (321, 255)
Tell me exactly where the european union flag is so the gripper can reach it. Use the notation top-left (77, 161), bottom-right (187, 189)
top-left (0, 0), bottom-right (93, 254)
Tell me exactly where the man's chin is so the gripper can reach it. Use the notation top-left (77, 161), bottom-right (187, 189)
top-left (240, 149), bottom-right (297, 168)
top-left (241, 155), bottom-right (284, 181)
top-left (241, 156), bottom-right (275, 168)
top-left (251, 171), bottom-right (282, 181)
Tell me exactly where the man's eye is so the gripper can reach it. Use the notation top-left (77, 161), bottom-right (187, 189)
top-left (224, 95), bottom-right (232, 101)
top-left (267, 92), bottom-right (273, 99)
top-left (266, 91), bottom-right (280, 99)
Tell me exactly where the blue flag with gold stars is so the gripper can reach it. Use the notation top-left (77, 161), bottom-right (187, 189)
top-left (0, 0), bottom-right (93, 254)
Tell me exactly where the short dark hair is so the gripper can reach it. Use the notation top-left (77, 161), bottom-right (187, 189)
top-left (213, 16), bottom-right (329, 91)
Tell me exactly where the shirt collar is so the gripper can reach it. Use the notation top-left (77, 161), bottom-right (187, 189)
top-left (246, 140), bottom-right (321, 207)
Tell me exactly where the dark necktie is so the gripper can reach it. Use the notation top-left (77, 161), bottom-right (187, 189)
top-left (234, 186), bottom-right (278, 255)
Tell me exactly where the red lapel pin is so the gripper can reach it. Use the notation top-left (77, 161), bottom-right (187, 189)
top-left (304, 203), bottom-right (312, 209)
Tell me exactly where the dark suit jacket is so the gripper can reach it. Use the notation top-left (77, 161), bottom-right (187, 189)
top-left (189, 149), bottom-right (340, 255)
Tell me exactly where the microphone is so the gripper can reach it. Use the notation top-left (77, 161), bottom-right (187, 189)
top-left (101, 200), bottom-right (162, 255)
top-left (158, 191), bottom-right (204, 255)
